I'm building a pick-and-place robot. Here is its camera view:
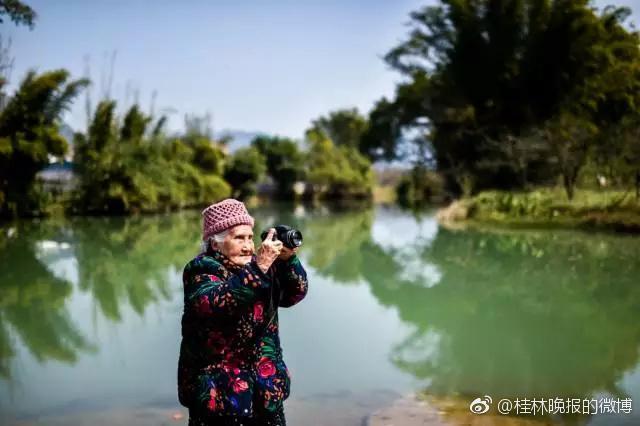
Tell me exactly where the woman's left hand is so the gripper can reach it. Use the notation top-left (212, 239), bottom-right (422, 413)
top-left (278, 246), bottom-right (298, 261)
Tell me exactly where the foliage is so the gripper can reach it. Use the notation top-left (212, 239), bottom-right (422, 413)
top-left (590, 113), bottom-right (640, 196)
top-left (536, 113), bottom-right (598, 200)
top-left (224, 146), bottom-right (266, 199)
top-left (0, 0), bottom-right (36, 28)
top-left (302, 109), bottom-right (375, 200)
top-left (466, 187), bottom-right (640, 231)
top-left (308, 108), bottom-right (369, 153)
top-left (396, 166), bottom-right (446, 207)
top-left (304, 128), bottom-right (373, 199)
top-left (370, 0), bottom-right (640, 201)
top-left (73, 100), bottom-right (230, 214)
top-left (120, 104), bottom-right (151, 143)
top-left (0, 69), bottom-right (88, 218)
top-left (182, 113), bottom-right (225, 176)
top-left (251, 135), bottom-right (305, 198)
top-left (360, 98), bottom-right (402, 162)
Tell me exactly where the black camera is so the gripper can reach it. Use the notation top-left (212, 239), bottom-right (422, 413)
top-left (260, 225), bottom-right (303, 249)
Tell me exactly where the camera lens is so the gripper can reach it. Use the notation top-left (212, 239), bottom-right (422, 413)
top-left (288, 230), bottom-right (303, 248)
top-left (262, 226), bottom-right (303, 248)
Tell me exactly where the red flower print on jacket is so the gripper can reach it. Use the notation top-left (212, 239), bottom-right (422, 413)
top-left (253, 302), bottom-right (264, 322)
top-left (208, 388), bottom-right (218, 411)
top-left (232, 378), bottom-right (249, 393)
top-left (257, 357), bottom-right (276, 378)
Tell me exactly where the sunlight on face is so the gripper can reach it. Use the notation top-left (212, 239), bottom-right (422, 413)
top-left (218, 224), bottom-right (255, 266)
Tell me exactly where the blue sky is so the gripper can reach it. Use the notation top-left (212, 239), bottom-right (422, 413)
top-left (7, 0), bottom-right (640, 139)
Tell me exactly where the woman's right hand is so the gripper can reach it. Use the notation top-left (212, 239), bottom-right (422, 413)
top-left (256, 228), bottom-right (283, 273)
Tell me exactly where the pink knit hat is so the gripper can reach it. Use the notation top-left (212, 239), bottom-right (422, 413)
top-left (202, 199), bottom-right (255, 241)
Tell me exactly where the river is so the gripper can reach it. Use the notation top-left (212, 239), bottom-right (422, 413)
top-left (1, 204), bottom-right (639, 425)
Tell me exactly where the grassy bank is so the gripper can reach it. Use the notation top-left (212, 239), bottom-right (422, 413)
top-left (438, 188), bottom-right (640, 233)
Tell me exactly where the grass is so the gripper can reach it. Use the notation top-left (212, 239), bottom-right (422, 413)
top-left (447, 188), bottom-right (640, 233)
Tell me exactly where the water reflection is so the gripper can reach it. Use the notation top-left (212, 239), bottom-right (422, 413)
top-left (376, 226), bottom-right (640, 401)
top-left (0, 213), bottom-right (201, 382)
top-left (0, 206), bottom-right (639, 425)
top-left (256, 204), bottom-right (640, 404)
top-left (72, 214), bottom-right (199, 320)
top-left (0, 222), bottom-right (93, 380)
top-left (295, 206), bottom-right (640, 419)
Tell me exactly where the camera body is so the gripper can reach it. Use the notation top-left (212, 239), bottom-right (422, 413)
top-left (260, 225), bottom-right (303, 249)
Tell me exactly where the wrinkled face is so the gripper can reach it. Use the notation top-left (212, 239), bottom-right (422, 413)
top-left (216, 224), bottom-right (255, 266)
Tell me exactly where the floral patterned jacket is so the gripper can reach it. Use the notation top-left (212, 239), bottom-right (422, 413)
top-left (178, 246), bottom-right (308, 417)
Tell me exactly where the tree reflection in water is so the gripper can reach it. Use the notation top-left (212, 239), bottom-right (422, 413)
top-left (0, 212), bottom-right (202, 381)
top-left (303, 206), bottom-right (640, 413)
top-left (1, 206), bottom-right (639, 425)
top-left (0, 222), bottom-right (93, 380)
top-left (71, 213), bottom-right (200, 321)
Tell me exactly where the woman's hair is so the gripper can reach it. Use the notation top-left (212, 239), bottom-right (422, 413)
top-left (199, 229), bottom-right (230, 254)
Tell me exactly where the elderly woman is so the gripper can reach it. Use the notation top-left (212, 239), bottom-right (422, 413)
top-left (178, 199), bottom-right (308, 426)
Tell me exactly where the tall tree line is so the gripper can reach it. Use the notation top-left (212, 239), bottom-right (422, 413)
top-left (363, 0), bottom-right (640, 200)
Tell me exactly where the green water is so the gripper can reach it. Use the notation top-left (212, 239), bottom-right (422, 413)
top-left (0, 204), bottom-right (639, 425)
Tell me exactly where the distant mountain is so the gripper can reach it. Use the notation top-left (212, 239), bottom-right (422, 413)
top-left (216, 129), bottom-right (266, 153)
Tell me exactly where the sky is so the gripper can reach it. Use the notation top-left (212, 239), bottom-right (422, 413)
top-left (7, 0), bottom-right (640, 140)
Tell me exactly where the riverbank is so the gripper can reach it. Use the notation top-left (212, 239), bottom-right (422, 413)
top-left (437, 189), bottom-right (640, 233)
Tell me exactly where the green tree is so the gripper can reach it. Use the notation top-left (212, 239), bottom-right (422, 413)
top-left (252, 135), bottom-right (305, 198)
top-left (189, 137), bottom-right (225, 175)
top-left (0, 69), bottom-right (88, 217)
top-left (378, 0), bottom-right (640, 196)
top-left (181, 113), bottom-right (226, 175)
top-left (618, 118), bottom-right (640, 198)
top-left (120, 104), bottom-right (151, 143)
top-left (74, 100), bottom-right (122, 212)
top-left (0, 0), bottom-right (36, 28)
top-left (538, 113), bottom-right (599, 200)
top-left (305, 128), bottom-right (373, 199)
top-left (360, 98), bottom-right (402, 162)
top-left (592, 114), bottom-right (640, 198)
top-left (224, 146), bottom-right (266, 199)
top-left (74, 101), bottom-right (230, 214)
top-left (308, 108), bottom-right (369, 153)
top-left (396, 166), bottom-right (445, 207)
